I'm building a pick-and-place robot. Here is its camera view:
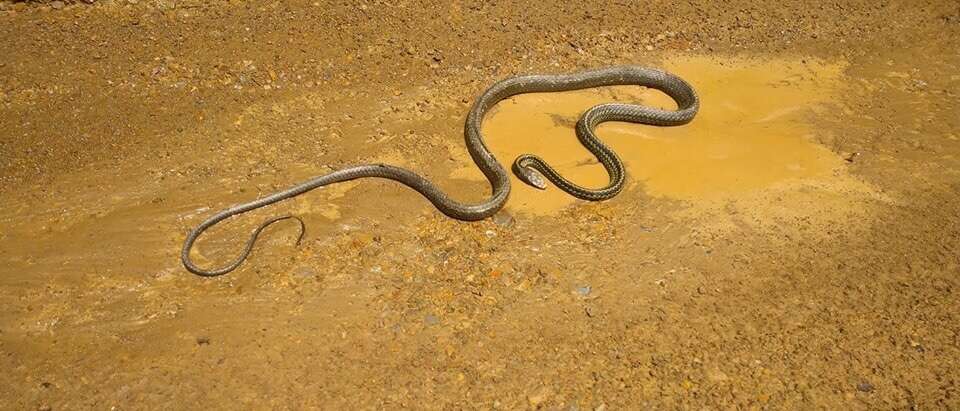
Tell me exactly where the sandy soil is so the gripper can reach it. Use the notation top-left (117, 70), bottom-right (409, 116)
top-left (1, 0), bottom-right (958, 409)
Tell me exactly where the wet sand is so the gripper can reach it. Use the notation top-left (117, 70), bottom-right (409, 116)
top-left (1, 1), bottom-right (958, 409)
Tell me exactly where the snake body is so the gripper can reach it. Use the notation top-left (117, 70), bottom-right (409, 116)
top-left (181, 66), bottom-right (699, 276)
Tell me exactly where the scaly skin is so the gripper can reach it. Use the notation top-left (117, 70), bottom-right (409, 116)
top-left (181, 66), bottom-right (699, 276)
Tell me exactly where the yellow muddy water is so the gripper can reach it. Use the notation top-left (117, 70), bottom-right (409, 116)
top-left (457, 56), bottom-right (849, 215)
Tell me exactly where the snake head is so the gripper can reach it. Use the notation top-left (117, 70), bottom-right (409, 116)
top-left (512, 157), bottom-right (548, 190)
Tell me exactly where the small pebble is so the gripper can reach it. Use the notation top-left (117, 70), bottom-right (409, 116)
top-left (492, 211), bottom-right (514, 227)
top-left (424, 314), bottom-right (440, 326)
top-left (857, 381), bottom-right (874, 392)
top-left (196, 336), bottom-right (211, 345)
top-left (576, 285), bottom-right (592, 296)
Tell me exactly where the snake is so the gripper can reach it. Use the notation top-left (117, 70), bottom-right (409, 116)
top-left (181, 66), bottom-right (699, 276)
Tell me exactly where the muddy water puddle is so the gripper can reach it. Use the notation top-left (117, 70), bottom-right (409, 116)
top-left (455, 56), bottom-right (850, 215)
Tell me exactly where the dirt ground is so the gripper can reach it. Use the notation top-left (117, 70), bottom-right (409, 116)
top-left (1, 0), bottom-right (959, 409)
